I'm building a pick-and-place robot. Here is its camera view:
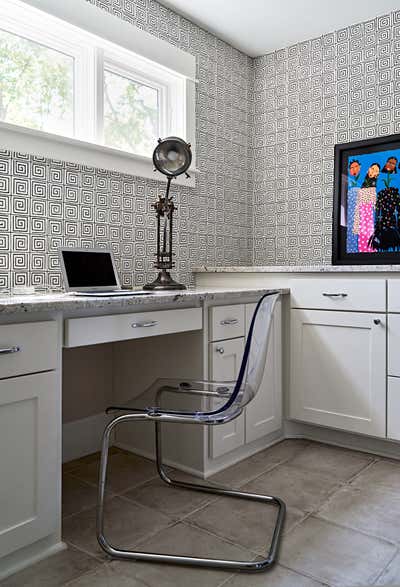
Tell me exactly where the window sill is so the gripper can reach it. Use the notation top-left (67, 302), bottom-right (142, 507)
top-left (0, 121), bottom-right (197, 187)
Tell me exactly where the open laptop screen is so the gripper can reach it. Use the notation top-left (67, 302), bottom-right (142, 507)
top-left (61, 249), bottom-right (118, 289)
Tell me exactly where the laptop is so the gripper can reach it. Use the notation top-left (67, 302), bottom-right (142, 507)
top-left (59, 248), bottom-right (150, 297)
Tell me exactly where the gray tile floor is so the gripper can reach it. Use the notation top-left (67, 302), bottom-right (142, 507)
top-left (3, 440), bottom-right (400, 586)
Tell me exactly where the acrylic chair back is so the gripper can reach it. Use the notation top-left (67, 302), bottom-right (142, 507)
top-left (219, 292), bottom-right (279, 415)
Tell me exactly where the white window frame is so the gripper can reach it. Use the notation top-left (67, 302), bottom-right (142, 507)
top-left (0, 0), bottom-right (197, 186)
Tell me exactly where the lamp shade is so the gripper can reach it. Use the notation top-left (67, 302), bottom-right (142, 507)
top-left (153, 136), bottom-right (192, 178)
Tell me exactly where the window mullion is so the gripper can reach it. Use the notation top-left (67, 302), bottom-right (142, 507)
top-left (73, 44), bottom-right (97, 142)
top-left (95, 48), bottom-right (105, 145)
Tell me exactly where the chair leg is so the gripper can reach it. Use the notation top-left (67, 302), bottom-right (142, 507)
top-left (97, 416), bottom-right (285, 571)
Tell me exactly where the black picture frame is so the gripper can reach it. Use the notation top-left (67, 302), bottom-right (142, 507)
top-left (333, 133), bottom-right (400, 265)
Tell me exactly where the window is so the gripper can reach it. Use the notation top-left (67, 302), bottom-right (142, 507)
top-left (103, 69), bottom-right (159, 157)
top-left (0, 0), bottom-right (193, 167)
top-left (0, 29), bottom-right (74, 136)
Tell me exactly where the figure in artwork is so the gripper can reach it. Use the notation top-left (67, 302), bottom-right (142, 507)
top-left (346, 159), bottom-right (361, 252)
top-left (369, 157), bottom-right (400, 251)
top-left (353, 163), bottom-right (380, 253)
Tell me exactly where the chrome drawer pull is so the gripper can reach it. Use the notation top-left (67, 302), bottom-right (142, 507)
top-left (0, 345), bottom-right (21, 355)
top-left (322, 293), bottom-right (348, 298)
top-left (131, 320), bottom-right (158, 328)
top-left (220, 318), bottom-right (239, 326)
top-left (216, 346), bottom-right (225, 354)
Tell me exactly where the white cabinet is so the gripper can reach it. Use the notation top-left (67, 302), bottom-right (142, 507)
top-left (388, 377), bottom-right (400, 441)
top-left (209, 301), bottom-right (282, 458)
top-left (0, 371), bottom-right (59, 558)
top-left (209, 338), bottom-right (245, 458)
top-left (290, 309), bottom-right (386, 438)
top-left (244, 301), bottom-right (282, 443)
top-left (388, 314), bottom-right (400, 377)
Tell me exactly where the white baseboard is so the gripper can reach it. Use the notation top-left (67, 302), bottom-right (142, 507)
top-left (0, 536), bottom-right (66, 581)
top-left (115, 428), bottom-right (286, 479)
top-left (285, 420), bottom-right (400, 461)
top-left (114, 441), bottom-right (206, 478)
top-left (63, 412), bottom-right (112, 463)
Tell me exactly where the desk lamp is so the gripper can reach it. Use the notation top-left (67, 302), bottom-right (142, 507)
top-left (144, 137), bottom-right (192, 291)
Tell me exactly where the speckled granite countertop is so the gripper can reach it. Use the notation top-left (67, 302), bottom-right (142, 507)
top-left (0, 287), bottom-right (289, 315)
top-left (193, 265), bottom-right (400, 273)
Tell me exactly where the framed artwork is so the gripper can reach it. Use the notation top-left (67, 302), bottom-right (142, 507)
top-left (333, 133), bottom-right (400, 265)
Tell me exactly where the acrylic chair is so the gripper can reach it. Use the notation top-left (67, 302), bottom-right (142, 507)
top-left (96, 292), bottom-right (286, 572)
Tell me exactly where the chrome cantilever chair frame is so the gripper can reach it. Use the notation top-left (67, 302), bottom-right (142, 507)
top-left (97, 293), bottom-right (286, 572)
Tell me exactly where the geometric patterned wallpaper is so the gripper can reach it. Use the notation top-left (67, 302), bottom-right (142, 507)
top-left (3, 2), bottom-right (400, 289)
top-left (253, 9), bottom-right (400, 265)
top-left (0, 0), bottom-right (254, 292)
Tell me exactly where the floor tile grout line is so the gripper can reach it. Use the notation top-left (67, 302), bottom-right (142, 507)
top-left (372, 546), bottom-right (400, 585)
top-left (121, 490), bottom-right (221, 522)
top-left (276, 561), bottom-right (333, 586)
top-left (344, 456), bottom-right (382, 486)
top-left (64, 540), bottom-right (107, 565)
top-left (180, 518), bottom-right (263, 560)
top-left (61, 538), bottom-right (111, 565)
top-left (62, 561), bottom-right (109, 587)
top-left (315, 509), bottom-right (400, 549)
top-left (306, 513), bottom-right (400, 548)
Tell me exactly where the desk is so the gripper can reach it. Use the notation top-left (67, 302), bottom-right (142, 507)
top-left (0, 287), bottom-right (286, 579)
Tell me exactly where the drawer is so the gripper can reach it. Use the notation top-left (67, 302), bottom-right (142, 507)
top-left (0, 321), bottom-right (58, 379)
top-left (209, 304), bottom-right (245, 342)
top-left (388, 314), bottom-right (400, 377)
top-left (388, 377), bottom-right (400, 441)
top-left (64, 307), bottom-right (202, 347)
top-left (291, 279), bottom-right (386, 312)
top-left (388, 280), bottom-right (400, 312)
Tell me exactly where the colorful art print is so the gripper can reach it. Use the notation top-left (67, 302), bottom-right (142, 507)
top-left (333, 133), bottom-right (400, 265)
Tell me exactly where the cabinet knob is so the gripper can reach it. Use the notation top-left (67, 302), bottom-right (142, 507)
top-left (374, 319), bottom-right (381, 325)
top-left (216, 346), bottom-right (225, 354)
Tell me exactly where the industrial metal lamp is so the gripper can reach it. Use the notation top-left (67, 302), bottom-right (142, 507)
top-left (144, 137), bottom-right (192, 291)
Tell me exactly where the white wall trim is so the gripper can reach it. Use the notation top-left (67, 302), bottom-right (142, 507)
top-left (0, 121), bottom-right (197, 187)
top-left (0, 536), bottom-right (66, 581)
top-left (23, 0), bottom-right (196, 79)
top-left (114, 442), bottom-right (207, 479)
top-left (62, 412), bottom-right (113, 463)
top-left (285, 420), bottom-right (400, 461)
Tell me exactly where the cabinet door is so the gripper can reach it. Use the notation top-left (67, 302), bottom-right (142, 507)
top-left (388, 377), bottom-right (400, 441)
top-left (290, 309), bottom-right (386, 437)
top-left (209, 338), bottom-right (245, 458)
top-left (244, 301), bottom-right (282, 443)
top-left (0, 371), bottom-right (59, 558)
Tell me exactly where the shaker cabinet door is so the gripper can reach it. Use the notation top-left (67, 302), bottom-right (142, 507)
top-left (290, 309), bottom-right (386, 438)
top-left (244, 300), bottom-right (282, 443)
top-left (0, 371), bottom-right (59, 558)
top-left (209, 338), bottom-right (245, 458)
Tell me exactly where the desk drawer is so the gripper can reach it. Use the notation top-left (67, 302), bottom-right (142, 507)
top-left (209, 304), bottom-right (245, 341)
top-left (291, 279), bottom-right (385, 312)
top-left (64, 307), bottom-right (202, 347)
top-left (0, 321), bottom-right (58, 379)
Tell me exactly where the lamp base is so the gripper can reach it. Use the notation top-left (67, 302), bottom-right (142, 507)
top-left (143, 270), bottom-right (186, 291)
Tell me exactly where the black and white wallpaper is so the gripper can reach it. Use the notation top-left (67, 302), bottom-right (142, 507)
top-left (0, 0), bottom-right (254, 291)
top-left (2, 1), bottom-right (400, 289)
top-left (252, 10), bottom-right (400, 265)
